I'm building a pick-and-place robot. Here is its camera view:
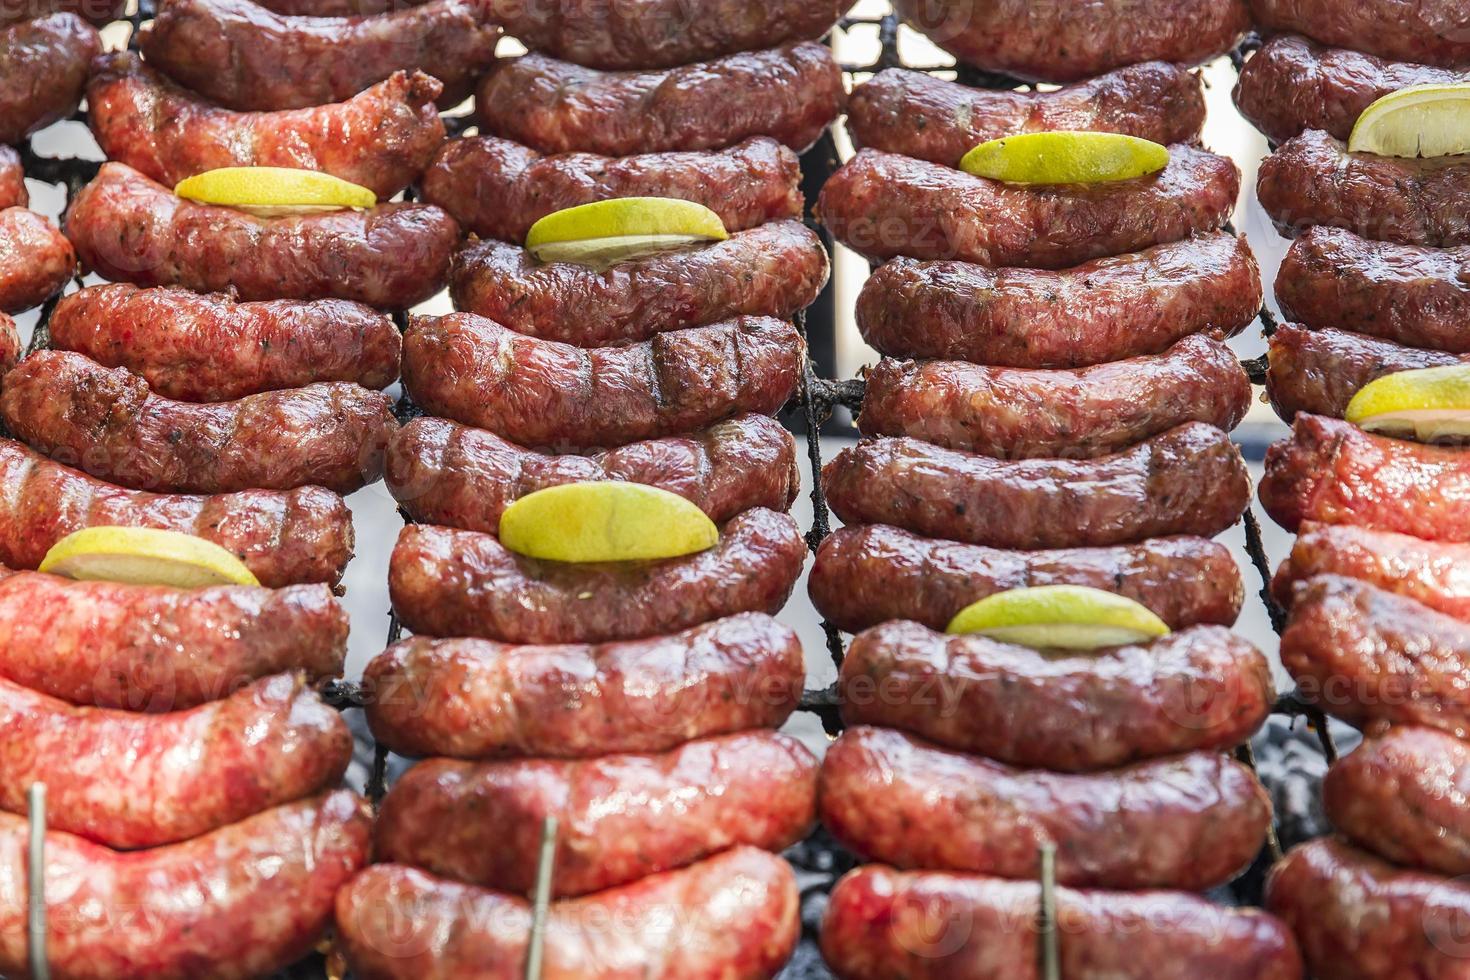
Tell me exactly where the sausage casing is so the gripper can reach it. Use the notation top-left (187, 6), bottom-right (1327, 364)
top-left (0, 13), bottom-right (98, 145)
top-left (1273, 522), bottom-right (1470, 620)
top-left (0, 207), bottom-right (75, 314)
top-left (1266, 324), bottom-right (1464, 421)
top-left (1250, 0), bottom-right (1470, 68)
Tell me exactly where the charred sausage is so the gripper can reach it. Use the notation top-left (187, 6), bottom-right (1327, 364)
top-left (819, 147), bottom-right (1240, 268)
top-left (854, 233), bottom-right (1261, 366)
top-left (421, 136), bottom-right (803, 242)
top-left (823, 424), bottom-right (1251, 550)
top-left (389, 508), bottom-right (806, 643)
top-left (336, 848), bottom-right (799, 980)
top-left (449, 221), bottom-right (829, 346)
top-left (0, 145), bottom-right (23, 209)
top-left (402, 313), bottom-right (803, 451)
top-left (809, 525), bottom-right (1243, 634)
top-left (857, 334), bottom-right (1251, 458)
top-left (477, 43), bottom-right (845, 155)
top-left (0, 672), bottom-right (350, 847)
top-left (375, 731), bottom-right (817, 896)
top-left (839, 620), bottom-right (1274, 772)
top-left (1266, 324), bottom-right (1464, 422)
top-left (849, 63), bottom-right (1206, 167)
top-left (1273, 522), bottom-right (1470, 620)
top-left (363, 612), bottom-right (804, 759)
top-left (1, 350), bottom-right (397, 495)
top-left (88, 53), bottom-right (445, 199)
top-left (386, 413), bottom-right (798, 533)
top-left (0, 790), bottom-right (371, 980)
top-left (0, 13), bottom-right (98, 145)
top-left (65, 163), bottom-right (458, 307)
top-left (1250, 0), bottom-right (1470, 68)
top-left (0, 207), bottom-right (74, 313)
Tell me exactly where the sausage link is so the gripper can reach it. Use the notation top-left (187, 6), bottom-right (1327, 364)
top-left (376, 731), bottom-right (817, 896)
top-left (0, 0), bottom-right (124, 27)
top-left (0, 315), bottom-right (15, 375)
top-left (0, 13), bottom-right (98, 145)
top-left (1250, 0), bottom-right (1470, 68)
top-left (0, 207), bottom-right (75, 314)
top-left (388, 508), bottom-right (806, 643)
top-left (363, 612), bottom-right (803, 759)
top-left (1273, 522), bottom-right (1470, 619)
top-left (0, 145), bottom-right (23, 209)
top-left (1266, 324), bottom-right (1463, 421)
top-left (386, 413), bottom-right (798, 532)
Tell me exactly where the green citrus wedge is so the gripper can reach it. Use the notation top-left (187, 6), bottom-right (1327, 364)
top-left (1345, 365), bottom-right (1470, 440)
top-left (39, 526), bottom-right (260, 587)
top-left (525, 197), bottom-right (728, 267)
top-left (958, 131), bottom-right (1170, 185)
top-left (498, 482), bottom-right (719, 563)
top-left (946, 585), bottom-right (1170, 649)
top-left (1350, 84), bottom-right (1470, 158)
top-left (174, 167), bottom-right (376, 217)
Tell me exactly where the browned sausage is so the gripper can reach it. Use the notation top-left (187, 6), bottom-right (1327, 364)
top-left (1266, 324), bottom-right (1465, 421)
top-left (363, 612), bottom-right (804, 759)
top-left (0, 0), bottom-right (124, 27)
top-left (1250, 0), bottom-right (1470, 68)
top-left (0, 315), bottom-right (16, 375)
top-left (1273, 522), bottom-right (1470, 620)
top-left (0, 144), bottom-right (23, 208)
top-left (0, 13), bottom-right (98, 145)
top-left (0, 207), bottom-right (74, 313)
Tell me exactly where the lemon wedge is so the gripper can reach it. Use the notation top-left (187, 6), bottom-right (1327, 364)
top-left (1345, 365), bottom-right (1470, 441)
top-left (39, 526), bottom-right (260, 587)
top-left (499, 482), bottom-right (719, 563)
top-left (959, 131), bottom-right (1170, 185)
top-left (946, 585), bottom-right (1170, 649)
top-left (174, 167), bottom-right (376, 217)
top-left (1350, 84), bottom-right (1470, 158)
top-left (525, 197), bottom-right (728, 267)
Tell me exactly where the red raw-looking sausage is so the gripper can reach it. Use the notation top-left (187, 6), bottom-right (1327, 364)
top-left (0, 790), bottom-right (372, 980)
top-left (336, 847), bottom-right (800, 980)
top-left (1265, 324), bottom-right (1464, 422)
top-left (0, 207), bottom-right (75, 314)
top-left (1249, 0), bottom-right (1470, 68)
top-left (376, 730), bottom-right (817, 896)
top-left (0, 671), bottom-right (350, 848)
top-left (0, 13), bottom-right (99, 145)
top-left (0, 145), bottom-right (23, 209)
top-left (1273, 522), bottom-right (1470, 620)
top-left (363, 612), bottom-right (804, 759)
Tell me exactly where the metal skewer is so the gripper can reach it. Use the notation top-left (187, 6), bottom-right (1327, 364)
top-left (524, 815), bottom-right (558, 980)
top-left (28, 782), bottom-right (48, 980)
top-left (1039, 843), bottom-right (1059, 980)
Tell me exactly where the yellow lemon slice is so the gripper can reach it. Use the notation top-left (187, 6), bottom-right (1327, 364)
top-left (1345, 365), bottom-right (1470, 441)
top-left (174, 167), bottom-right (376, 217)
top-left (525, 197), bottom-right (728, 267)
top-left (946, 585), bottom-right (1170, 649)
top-left (959, 131), bottom-right (1170, 185)
top-left (1350, 84), bottom-right (1470, 158)
top-left (39, 526), bottom-right (260, 587)
top-left (499, 482), bottom-right (719, 563)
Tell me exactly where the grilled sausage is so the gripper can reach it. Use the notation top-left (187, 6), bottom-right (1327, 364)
top-left (821, 727), bottom-right (1270, 891)
top-left (363, 612), bottom-right (803, 759)
top-left (1267, 838), bottom-right (1470, 980)
top-left (809, 525), bottom-right (1243, 634)
top-left (1234, 34), bottom-right (1468, 143)
top-left (1250, 0), bottom-right (1470, 68)
top-left (87, 53), bottom-right (446, 199)
top-left (854, 233), bottom-right (1261, 366)
top-left (422, 136), bottom-right (803, 242)
top-left (858, 334), bottom-right (1251, 458)
top-left (824, 424), bottom-right (1250, 550)
top-left (0, 790), bottom-right (371, 980)
top-left (449, 221), bottom-right (829, 346)
top-left (140, 0), bottom-right (499, 111)
top-left (251, 0), bottom-right (428, 12)
top-left (478, 43), bottom-right (845, 155)
top-left (375, 731), bottom-right (817, 896)
top-left (65, 162), bottom-right (458, 307)
top-left (1280, 575), bottom-right (1470, 736)
top-left (0, 316), bottom-right (16, 375)
top-left (0, 13), bottom-right (98, 145)
top-left (0, 0), bottom-right (124, 27)
top-left (0, 672), bottom-right (350, 848)
top-left (1266, 324), bottom-right (1464, 421)
top-left (840, 620), bottom-right (1274, 772)
top-left (336, 848), bottom-right (799, 980)
top-left (387, 413), bottom-right (798, 533)
top-left (1325, 726), bottom-right (1470, 876)
top-left (0, 437), bottom-right (354, 587)
top-left (1277, 227), bottom-right (1470, 351)
top-left (1273, 523), bottom-right (1470, 620)
top-left (0, 145), bottom-right (23, 209)
top-left (1260, 413), bottom-right (1470, 539)
top-left (849, 63), bottom-right (1206, 167)
top-left (819, 147), bottom-right (1239, 268)
top-left (1, 350), bottom-right (396, 495)
top-left (823, 865), bottom-right (1303, 980)
top-left (1259, 130), bottom-right (1470, 246)
top-left (0, 207), bottom-right (74, 314)
top-left (389, 508), bottom-right (806, 643)
top-left (402, 313), bottom-right (803, 451)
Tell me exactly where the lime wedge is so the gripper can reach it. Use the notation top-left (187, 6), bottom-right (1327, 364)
top-left (1350, 84), bottom-right (1470, 158)
top-left (498, 482), bottom-right (719, 563)
top-left (525, 197), bottom-right (728, 267)
top-left (959, 132), bottom-right (1170, 185)
top-left (174, 167), bottom-right (376, 217)
top-left (1346, 365), bottom-right (1470, 440)
top-left (946, 585), bottom-right (1170, 649)
top-left (39, 526), bottom-right (260, 587)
